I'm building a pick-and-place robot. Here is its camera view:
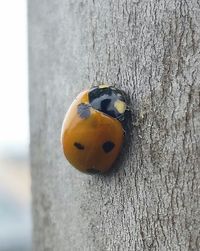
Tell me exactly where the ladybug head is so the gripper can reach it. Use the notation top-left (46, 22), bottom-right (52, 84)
top-left (88, 85), bottom-right (127, 121)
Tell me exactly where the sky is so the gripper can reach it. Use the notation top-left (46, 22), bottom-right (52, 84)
top-left (0, 0), bottom-right (29, 155)
top-left (0, 2), bottom-right (31, 249)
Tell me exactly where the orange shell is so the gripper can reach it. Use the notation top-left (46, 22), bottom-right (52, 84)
top-left (61, 90), bottom-right (124, 173)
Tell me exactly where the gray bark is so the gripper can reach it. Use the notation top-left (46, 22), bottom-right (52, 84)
top-left (29, 0), bottom-right (200, 250)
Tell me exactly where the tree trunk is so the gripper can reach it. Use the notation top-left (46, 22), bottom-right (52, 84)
top-left (29, 0), bottom-right (200, 250)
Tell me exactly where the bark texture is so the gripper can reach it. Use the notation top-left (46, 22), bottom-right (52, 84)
top-left (29, 0), bottom-right (200, 250)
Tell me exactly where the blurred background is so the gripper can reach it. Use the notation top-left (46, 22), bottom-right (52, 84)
top-left (0, 1), bottom-right (32, 251)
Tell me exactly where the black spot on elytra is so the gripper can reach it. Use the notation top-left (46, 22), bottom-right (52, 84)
top-left (77, 103), bottom-right (90, 119)
top-left (86, 168), bottom-right (101, 174)
top-left (102, 141), bottom-right (115, 153)
top-left (74, 142), bottom-right (84, 150)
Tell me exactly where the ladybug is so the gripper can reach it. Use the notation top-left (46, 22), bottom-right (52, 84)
top-left (61, 84), bottom-right (128, 174)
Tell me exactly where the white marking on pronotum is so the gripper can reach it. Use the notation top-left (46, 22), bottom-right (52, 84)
top-left (114, 100), bottom-right (126, 114)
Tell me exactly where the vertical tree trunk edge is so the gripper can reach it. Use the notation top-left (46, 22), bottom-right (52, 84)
top-left (29, 1), bottom-right (200, 250)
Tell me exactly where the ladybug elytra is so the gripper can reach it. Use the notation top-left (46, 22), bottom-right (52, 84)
top-left (61, 85), bottom-right (128, 174)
